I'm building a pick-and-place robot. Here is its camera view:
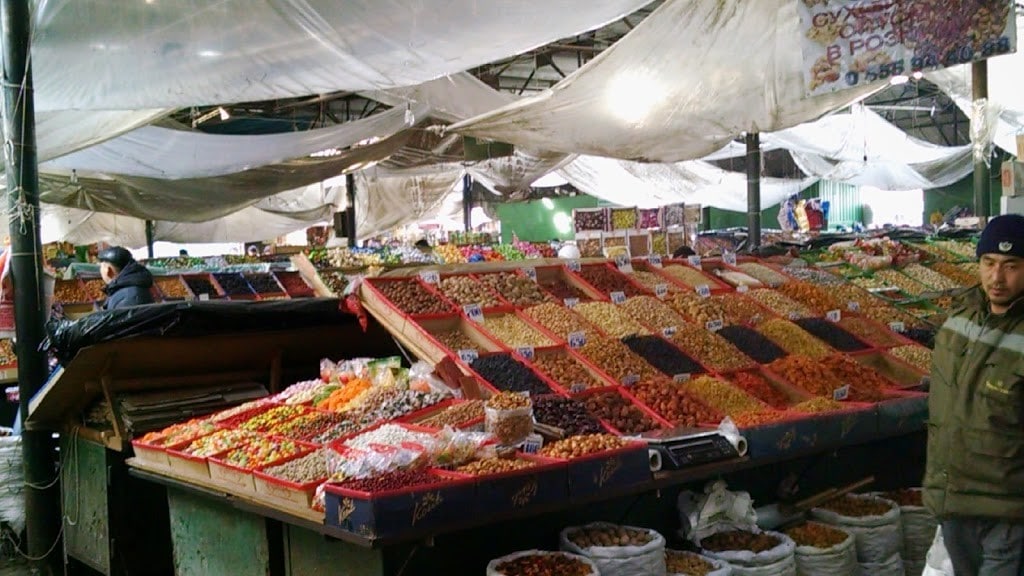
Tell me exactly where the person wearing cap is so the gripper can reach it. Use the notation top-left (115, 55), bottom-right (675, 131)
top-left (97, 246), bottom-right (154, 310)
top-left (924, 214), bottom-right (1024, 576)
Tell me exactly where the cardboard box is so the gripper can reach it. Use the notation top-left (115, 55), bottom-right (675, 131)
top-left (1016, 134), bottom-right (1024, 158)
top-left (1001, 160), bottom-right (1024, 197)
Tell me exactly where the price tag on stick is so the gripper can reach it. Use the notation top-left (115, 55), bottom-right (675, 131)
top-left (696, 285), bottom-right (712, 298)
top-left (889, 321), bottom-right (906, 333)
top-left (515, 347), bottom-right (536, 361)
top-left (463, 304), bottom-right (484, 323)
top-left (567, 260), bottom-right (581, 273)
top-left (688, 255), bottom-right (703, 269)
top-left (458, 349), bottom-right (479, 363)
top-left (568, 331), bottom-right (587, 349)
top-left (610, 291), bottom-right (627, 305)
top-left (419, 270), bottom-right (440, 284)
top-left (833, 385), bottom-right (850, 402)
top-left (523, 267), bottom-right (537, 282)
top-left (649, 255), bottom-right (663, 268)
top-left (826, 310), bottom-right (842, 323)
top-left (655, 284), bottom-right (669, 299)
top-left (563, 298), bottom-right (579, 309)
top-left (847, 301), bottom-right (860, 312)
top-left (723, 251), bottom-right (737, 266)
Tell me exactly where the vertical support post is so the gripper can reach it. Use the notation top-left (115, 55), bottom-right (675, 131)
top-left (746, 132), bottom-right (762, 251)
top-left (1, 0), bottom-right (61, 572)
top-left (972, 60), bottom-right (990, 219)
top-left (345, 172), bottom-right (357, 248)
top-left (145, 220), bottom-right (155, 258)
top-left (462, 174), bottom-right (473, 232)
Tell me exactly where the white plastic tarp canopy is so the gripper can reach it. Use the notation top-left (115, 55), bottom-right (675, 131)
top-left (355, 167), bottom-right (466, 241)
top-left (558, 155), bottom-right (816, 212)
top-left (449, 0), bottom-right (883, 163)
top-left (928, 12), bottom-right (1024, 156)
top-left (44, 103), bottom-right (430, 179)
top-left (34, 109), bottom-right (170, 163)
top-left (31, 0), bottom-right (651, 111)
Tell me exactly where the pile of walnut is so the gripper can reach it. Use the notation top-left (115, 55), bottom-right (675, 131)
top-left (568, 525), bottom-right (654, 549)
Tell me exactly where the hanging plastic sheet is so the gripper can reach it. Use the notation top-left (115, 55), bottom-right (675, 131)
top-left (364, 73), bottom-right (514, 124)
top-left (44, 103), bottom-right (429, 179)
top-left (30, 0), bottom-right (651, 111)
top-left (355, 167), bottom-right (466, 240)
top-left (450, 0), bottom-right (883, 163)
top-left (557, 155), bottom-right (816, 212)
top-left (468, 150), bottom-right (575, 196)
top-left (30, 109), bottom-right (170, 163)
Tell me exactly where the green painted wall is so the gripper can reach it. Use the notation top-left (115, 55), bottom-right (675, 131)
top-left (495, 195), bottom-right (599, 243)
top-left (923, 171), bottom-right (1003, 221)
top-left (702, 181), bottom-right (861, 231)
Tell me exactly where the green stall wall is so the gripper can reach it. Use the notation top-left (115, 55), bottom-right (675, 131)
top-left (495, 196), bottom-right (599, 243)
top-left (702, 181), bottom-right (861, 231)
top-left (923, 171), bottom-right (1003, 220)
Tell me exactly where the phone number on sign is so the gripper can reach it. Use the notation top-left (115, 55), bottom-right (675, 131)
top-left (843, 36), bottom-right (1012, 87)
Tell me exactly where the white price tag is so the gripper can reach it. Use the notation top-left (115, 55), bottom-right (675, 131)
top-left (419, 270), bottom-right (440, 284)
top-left (457, 349), bottom-right (479, 363)
top-left (649, 255), bottom-right (663, 268)
top-left (622, 374), bottom-right (640, 387)
top-left (463, 304), bottom-right (484, 323)
top-left (687, 255), bottom-right (703, 269)
top-left (696, 285), bottom-right (712, 298)
top-left (833, 385), bottom-right (850, 401)
top-left (198, 293), bottom-right (210, 301)
top-left (521, 434), bottom-right (544, 454)
top-left (789, 312), bottom-right (802, 320)
top-left (847, 301), bottom-right (860, 312)
top-left (673, 373), bottom-right (692, 383)
top-left (563, 298), bottom-right (579, 309)
top-left (610, 291), bottom-right (627, 305)
top-left (523, 267), bottom-right (537, 282)
top-left (618, 263), bottom-right (634, 274)
top-left (570, 383), bottom-right (588, 394)
top-left (889, 321), bottom-right (906, 333)
top-left (826, 310), bottom-right (842, 323)
top-left (515, 347), bottom-right (536, 361)
top-left (662, 326), bottom-right (678, 337)
top-left (568, 331), bottom-right (587, 349)
top-left (723, 251), bottom-right (737, 266)
top-left (655, 284), bottom-right (669, 299)
top-left (567, 260), bottom-right (582, 273)
top-left (705, 319), bottom-right (724, 332)
top-left (614, 254), bottom-right (630, 268)
top-left (736, 284), bottom-right (749, 294)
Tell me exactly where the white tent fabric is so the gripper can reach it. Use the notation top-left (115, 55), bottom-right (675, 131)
top-left (766, 106), bottom-right (975, 190)
top-left (449, 0), bottom-right (883, 163)
top-left (469, 150), bottom-right (576, 195)
top-left (31, 0), bottom-right (651, 111)
top-left (35, 109), bottom-right (170, 163)
top-left (356, 167), bottom-right (466, 241)
top-left (44, 103), bottom-right (430, 179)
top-left (559, 155), bottom-right (816, 212)
top-left (364, 73), bottom-right (514, 125)
top-left (928, 12), bottom-right (1024, 156)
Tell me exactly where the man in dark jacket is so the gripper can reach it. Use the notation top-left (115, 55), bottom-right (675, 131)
top-left (98, 247), bottom-right (154, 310)
top-left (924, 214), bottom-right (1024, 576)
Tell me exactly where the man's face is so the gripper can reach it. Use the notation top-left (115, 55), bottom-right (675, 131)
top-left (99, 262), bottom-right (117, 284)
top-left (980, 253), bottom-right (1024, 313)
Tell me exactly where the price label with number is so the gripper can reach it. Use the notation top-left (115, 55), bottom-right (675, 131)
top-left (463, 304), bottom-right (484, 323)
top-left (457, 349), bottom-right (479, 363)
top-left (696, 285), bottom-right (711, 298)
top-left (889, 321), bottom-right (906, 333)
top-left (419, 270), bottom-right (440, 284)
top-left (521, 434), bottom-right (544, 454)
top-left (737, 284), bottom-right (749, 294)
top-left (614, 254), bottom-right (630, 268)
top-left (570, 383), bottom-right (588, 394)
top-left (649, 255), bottom-right (663, 268)
top-left (655, 284), bottom-right (669, 299)
top-left (610, 291), bottom-right (627, 305)
top-left (789, 312), bottom-right (802, 320)
top-left (515, 347), bottom-right (535, 361)
top-left (567, 260), bottom-right (581, 272)
top-left (622, 374), bottom-right (640, 387)
top-left (826, 310), bottom-right (842, 323)
top-left (198, 293), bottom-right (210, 301)
top-left (568, 331), bottom-right (587, 349)
top-left (563, 298), bottom-right (579, 309)
top-left (663, 326), bottom-right (678, 337)
top-left (688, 255), bottom-right (702, 269)
top-left (673, 373), bottom-right (692, 383)
top-left (705, 319), bottom-right (724, 332)
top-left (523, 267), bottom-right (537, 282)
top-left (847, 301), bottom-right (860, 312)
top-left (833, 385), bottom-right (850, 402)
top-left (723, 251), bottom-right (737, 266)
top-left (618, 263), bottom-right (634, 274)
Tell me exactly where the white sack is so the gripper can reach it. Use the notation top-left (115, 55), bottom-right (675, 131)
top-left (701, 530), bottom-right (796, 576)
top-left (560, 522), bottom-right (667, 576)
top-left (0, 435), bottom-right (23, 535)
top-left (811, 495), bottom-right (904, 576)
top-left (791, 525), bottom-right (857, 576)
top-left (667, 551), bottom-right (732, 576)
top-left (486, 550), bottom-right (600, 576)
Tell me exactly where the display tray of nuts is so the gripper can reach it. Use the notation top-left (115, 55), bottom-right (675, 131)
top-left (776, 282), bottom-right (844, 314)
top-left (574, 302), bottom-right (652, 339)
top-left (767, 355), bottom-right (846, 398)
top-left (539, 434), bottom-right (632, 460)
top-left (54, 279), bottom-right (91, 303)
top-left (682, 375), bottom-right (767, 417)
top-left (793, 318), bottom-right (871, 352)
top-left (528, 347), bottom-right (613, 392)
top-left (481, 312), bottom-right (557, 349)
top-left (367, 278), bottom-right (454, 316)
top-left (577, 388), bottom-right (669, 435)
top-left (574, 264), bottom-right (646, 297)
top-left (477, 271), bottom-right (553, 307)
top-left (417, 315), bottom-right (505, 355)
top-left (700, 529), bottom-right (783, 554)
top-left (535, 266), bottom-right (602, 302)
top-left (758, 319), bottom-right (834, 360)
top-left (436, 274), bottom-right (505, 308)
top-left (849, 352), bottom-right (926, 389)
top-left (887, 344), bottom-right (933, 373)
top-left (577, 337), bottom-right (662, 383)
top-left (470, 353), bottom-right (552, 396)
top-left (661, 264), bottom-right (720, 289)
top-left (524, 303), bottom-right (603, 340)
top-left (667, 324), bottom-right (755, 372)
top-left (619, 296), bottom-right (689, 333)
top-left (630, 379), bottom-right (723, 427)
top-left (746, 289), bottom-right (816, 319)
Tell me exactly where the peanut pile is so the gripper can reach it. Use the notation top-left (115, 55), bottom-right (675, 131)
top-left (714, 294), bottom-right (770, 326)
top-left (669, 324), bottom-right (754, 372)
top-left (574, 302), bottom-right (651, 339)
top-left (375, 280), bottom-right (451, 315)
top-left (478, 272), bottom-right (551, 307)
top-left (665, 293), bottom-right (726, 325)
top-left (483, 314), bottom-right (555, 348)
top-left (777, 282), bottom-right (843, 313)
top-left (524, 303), bottom-right (601, 339)
top-left (434, 328), bottom-right (476, 352)
top-left (419, 400), bottom-right (485, 428)
top-left (759, 319), bottom-right (833, 360)
top-left (456, 458), bottom-right (536, 476)
top-left (888, 345), bottom-right (933, 373)
top-left (746, 289), bottom-right (815, 319)
top-left (873, 269), bottom-right (930, 297)
top-left (539, 434), bottom-right (629, 459)
top-left (620, 296), bottom-right (689, 332)
top-left (531, 352), bottom-right (603, 391)
top-left (683, 376), bottom-right (766, 416)
top-left (438, 276), bottom-right (501, 307)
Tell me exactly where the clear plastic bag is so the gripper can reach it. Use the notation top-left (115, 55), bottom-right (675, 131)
top-left (485, 405), bottom-right (534, 446)
top-left (430, 427), bottom-right (498, 468)
top-left (560, 522), bottom-right (667, 576)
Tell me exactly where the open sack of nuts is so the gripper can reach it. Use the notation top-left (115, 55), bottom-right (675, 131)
top-left (782, 522), bottom-right (857, 576)
top-left (486, 550), bottom-right (599, 576)
top-left (679, 481), bottom-right (796, 576)
top-left (560, 522), bottom-right (667, 576)
top-left (874, 489), bottom-right (937, 576)
top-left (810, 494), bottom-right (904, 576)
top-left (665, 549), bottom-right (732, 576)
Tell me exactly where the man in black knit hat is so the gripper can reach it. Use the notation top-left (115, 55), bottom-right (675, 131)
top-left (924, 213), bottom-right (1024, 576)
top-left (97, 246), bottom-right (154, 310)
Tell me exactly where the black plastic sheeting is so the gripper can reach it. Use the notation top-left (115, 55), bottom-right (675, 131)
top-left (45, 298), bottom-right (352, 365)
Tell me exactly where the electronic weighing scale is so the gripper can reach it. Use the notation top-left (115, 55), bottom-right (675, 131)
top-left (637, 426), bottom-right (743, 470)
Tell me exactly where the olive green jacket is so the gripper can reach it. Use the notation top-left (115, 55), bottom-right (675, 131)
top-left (923, 287), bottom-right (1024, 520)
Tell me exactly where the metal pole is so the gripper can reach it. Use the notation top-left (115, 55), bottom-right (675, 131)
top-left (746, 132), bottom-right (762, 251)
top-left (972, 60), bottom-right (990, 219)
top-left (145, 220), bottom-right (155, 258)
top-left (345, 173), bottom-right (357, 248)
top-left (1, 0), bottom-right (61, 572)
top-left (462, 174), bottom-right (473, 232)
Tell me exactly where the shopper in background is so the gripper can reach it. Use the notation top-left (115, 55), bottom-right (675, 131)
top-left (924, 214), bottom-right (1024, 576)
top-left (672, 245), bottom-right (696, 259)
top-left (98, 246), bottom-right (154, 310)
